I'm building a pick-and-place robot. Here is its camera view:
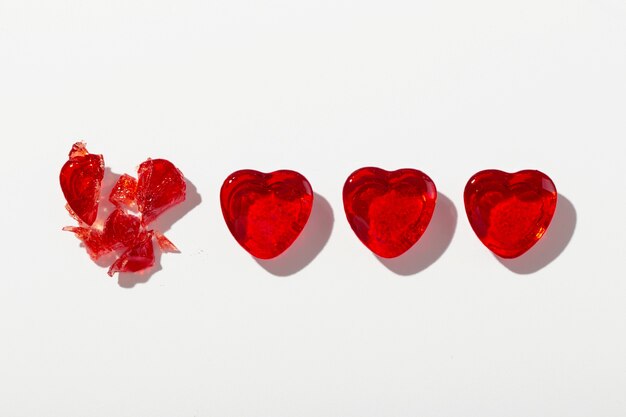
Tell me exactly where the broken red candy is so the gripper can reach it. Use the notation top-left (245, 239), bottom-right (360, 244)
top-left (155, 231), bottom-right (179, 252)
top-left (103, 209), bottom-right (141, 248)
top-left (108, 232), bottom-right (155, 277)
top-left (59, 142), bottom-right (104, 226)
top-left (62, 226), bottom-right (111, 260)
top-left (220, 169), bottom-right (314, 259)
top-left (61, 142), bottom-right (187, 278)
top-left (109, 174), bottom-right (138, 208)
top-left (137, 159), bottom-right (186, 225)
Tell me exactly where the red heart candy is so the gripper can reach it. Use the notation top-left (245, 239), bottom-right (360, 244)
top-left (220, 170), bottom-right (314, 259)
top-left (464, 169), bottom-right (557, 258)
top-left (343, 167), bottom-right (437, 258)
top-left (59, 142), bottom-right (104, 226)
top-left (136, 159), bottom-right (186, 225)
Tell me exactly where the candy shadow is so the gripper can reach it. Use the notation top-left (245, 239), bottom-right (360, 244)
top-left (496, 194), bottom-right (576, 274)
top-left (376, 193), bottom-right (457, 276)
top-left (255, 193), bottom-right (334, 276)
top-left (117, 177), bottom-right (202, 288)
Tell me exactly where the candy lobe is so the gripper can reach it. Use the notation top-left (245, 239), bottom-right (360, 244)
top-left (59, 143), bottom-right (104, 226)
top-left (137, 159), bottom-right (186, 225)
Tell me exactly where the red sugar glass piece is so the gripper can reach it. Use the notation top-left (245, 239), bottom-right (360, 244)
top-left (220, 170), bottom-right (314, 259)
top-left (155, 231), bottom-right (179, 252)
top-left (107, 232), bottom-right (155, 277)
top-left (343, 167), bottom-right (437, 258)
top-left (464, 169), bottom-right (557, 258)
top-left (103, 209), bottom-right (141, 248)
top-left (60, 142), bottom-right (104, 226)
top-left (136, 159), bottom-right (186, 225)
top-left (62, 226), bottom-right (112, 260)
top-left (109, 174), bottom-right (138, 208)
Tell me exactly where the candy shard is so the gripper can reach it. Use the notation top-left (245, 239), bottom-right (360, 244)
top-left (103, 209), bottom-right (141, 248)
top-left (136, 159), bottom-right (186, 225)
top-left (68, 142), bottom-right (90, 158)
top-left (109, 174), bottom-right (138, 208)
top-left (63, 226), bottom-right (112, 260)
top-left (107, 232), bottom-right (155, 277)
top-left (60, 142), bottom-right (104, 226)
top-left (155, 231), bottom-right (179, 252)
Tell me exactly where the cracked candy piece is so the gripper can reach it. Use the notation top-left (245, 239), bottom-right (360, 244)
top-left (108, 232), bottom-right (155, 276)
top-left (63, 226), bottom-right (112, 260)
top-left (103, 209), bottom-right (141, 248)
top-left (60, 142), bottom-right (104, 225)
top-left (109, 174), bottom-right (138, 208)
top-left (154, 231), bottom-right (179, 252)
top-left (136, 159), bottom-right (186, 225)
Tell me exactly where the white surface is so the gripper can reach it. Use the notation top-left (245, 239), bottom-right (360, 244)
top-left (1, 0), bottom-right (626, 416)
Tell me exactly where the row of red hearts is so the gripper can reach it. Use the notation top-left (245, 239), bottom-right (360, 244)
top-left (60, 143), bottom-right (558, 277)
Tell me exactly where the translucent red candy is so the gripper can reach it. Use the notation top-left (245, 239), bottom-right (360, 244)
top-left (136, 159), bottom-right (186, 225)
top-left (109, 174), bottom-right (137, 208)
top-left (220, 170), bottom-right (314, 259)
top-left (60, 143), bottom-right (186, 277)
top-left (343, 167), bottom-right (437, 258)
top-left (464, 169), bottom-right (557, 258)
top-left (59, 142), bottom-right (104, 225)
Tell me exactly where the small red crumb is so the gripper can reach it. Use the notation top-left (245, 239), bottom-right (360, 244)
top-left (62, 226), bottom-right (112, 260)
top-left (109, 174), bottom-right (138, 208)
top-left (155, 231), bottom-right (179, 252)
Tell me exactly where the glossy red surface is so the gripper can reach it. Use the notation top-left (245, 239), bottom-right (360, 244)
top-left (108, 232), bottom-right (155, 277)
top-left (59, 142), bottom-right (104, 226)
top-left (61, 143), bottom-right (186, 276)
top-left (109, 174), bottom-right (138, 208)
top-left (220, 170), bottom-right (314, 259)
top-left (343, 167), bottom-right (437, 258)
top-left (464, 170), bottom-right (557, 258)
top-left (137, 159), bottom-right (186, 225)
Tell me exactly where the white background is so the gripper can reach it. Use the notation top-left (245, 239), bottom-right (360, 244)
top-left (1, 0), bottom-right (625, 416)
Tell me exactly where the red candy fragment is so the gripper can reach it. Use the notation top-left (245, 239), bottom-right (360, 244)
top-left (343, 167), bottom-right (437, 258)
top-left (464, 169), bottom-right (557, 258)
top-left (62, 226), bottom-right (110, 260)
top-left (108, 232), bottom-right (155, 277)
top-left (109, 174), bottom-right (138, 208)
top-left (103, 209), bottom-right (141, 248)
top-left (59, 142), bottom-right (104, 225)
top-left (220, 170), bottom-right (314, 259)
top-left (61, 142), bottom-right (186, 278)
top-left (137, 159), bottom-right (186, 225)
